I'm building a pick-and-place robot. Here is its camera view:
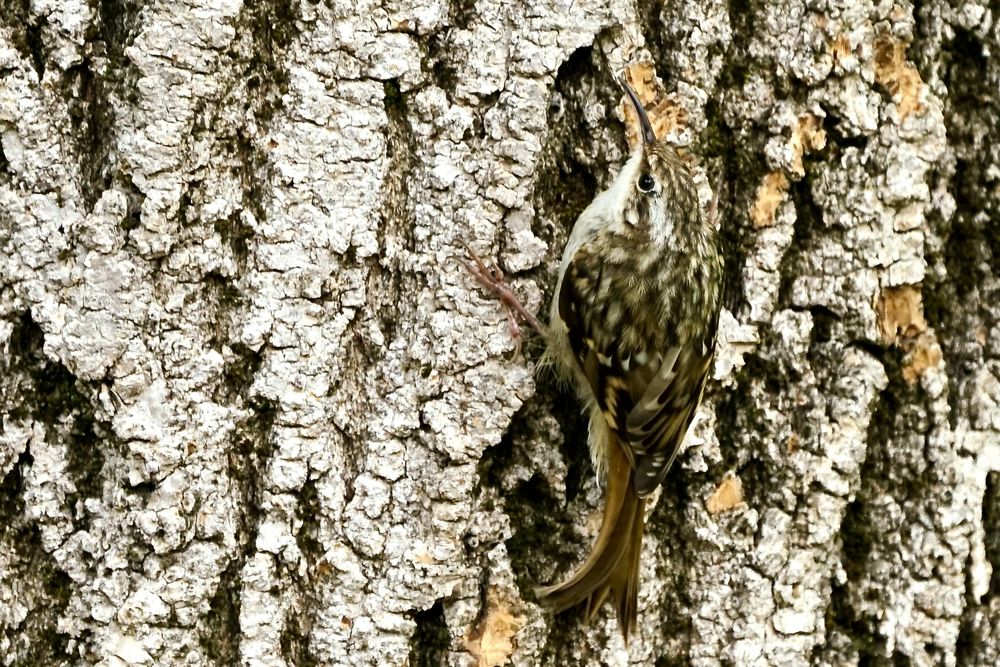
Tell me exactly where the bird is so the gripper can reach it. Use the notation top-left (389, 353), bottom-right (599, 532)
top-left (462, 73), bottom-right (724, 641)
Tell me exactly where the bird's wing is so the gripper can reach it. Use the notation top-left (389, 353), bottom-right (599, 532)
top-left (558, 252), bottom-right (715, 497)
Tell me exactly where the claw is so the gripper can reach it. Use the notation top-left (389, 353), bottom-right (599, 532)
top-left (457, 240), bottom-right (545, 339)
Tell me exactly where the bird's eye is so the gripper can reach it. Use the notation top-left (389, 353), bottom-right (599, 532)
top-left (637, 173), bottom-right (655, 193)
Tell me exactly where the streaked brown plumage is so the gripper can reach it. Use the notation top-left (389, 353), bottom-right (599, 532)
top-left (534, 76), bottom-right (724, 641)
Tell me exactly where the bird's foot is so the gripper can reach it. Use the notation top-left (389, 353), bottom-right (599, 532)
top-left (457, 240), bottom-right (545, 344)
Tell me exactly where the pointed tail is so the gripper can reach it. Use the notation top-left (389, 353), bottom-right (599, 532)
top-left (535, 433), bottom-right (645, 641)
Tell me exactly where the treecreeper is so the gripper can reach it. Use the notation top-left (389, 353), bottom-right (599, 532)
top-left (463, 73), bottom-right (724, 642)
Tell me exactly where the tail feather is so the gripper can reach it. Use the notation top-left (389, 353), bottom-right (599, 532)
top-left (609, 501), bottom-right (644, 641)
top-left (535, 434), bottom-right (645, 641)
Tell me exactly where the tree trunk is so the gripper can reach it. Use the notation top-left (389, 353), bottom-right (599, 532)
top-left (1, 1), bottom-right (998, 666)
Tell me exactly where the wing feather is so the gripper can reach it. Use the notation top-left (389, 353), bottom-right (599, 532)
top-left (559, 250), bottom-right (716, 498)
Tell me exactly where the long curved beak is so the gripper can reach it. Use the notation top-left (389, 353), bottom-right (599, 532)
top-left (619, 75), bottom-right (656, 145)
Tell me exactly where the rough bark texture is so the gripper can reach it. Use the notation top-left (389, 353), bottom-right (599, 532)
top-left (0, 1), bottom-right (998, 666)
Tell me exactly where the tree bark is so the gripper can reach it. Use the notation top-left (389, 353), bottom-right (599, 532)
top-left (1, 1), bottom-right (998, 666)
